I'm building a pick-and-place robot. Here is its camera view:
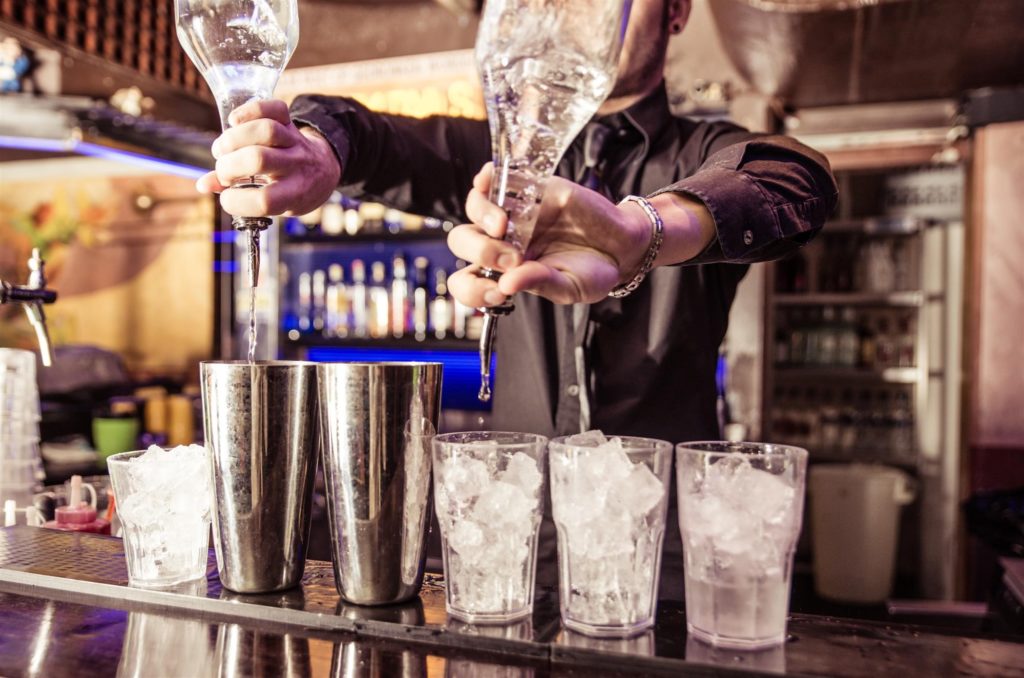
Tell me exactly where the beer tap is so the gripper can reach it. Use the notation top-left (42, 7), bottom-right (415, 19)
top-left (0, 248), bottom-right (57, 366)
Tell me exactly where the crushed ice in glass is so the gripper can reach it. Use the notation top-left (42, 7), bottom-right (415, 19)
top-left (117, 444), bottom-right (212, 583)
top-left (436, 446), bottom-right (543, 615)
top-left (551, 431), bottom-right (667, 626)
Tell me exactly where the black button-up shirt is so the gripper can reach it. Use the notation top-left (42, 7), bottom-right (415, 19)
top-left (292, 84), bottom-right (838, 444)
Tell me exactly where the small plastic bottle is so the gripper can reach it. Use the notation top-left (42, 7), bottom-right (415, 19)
top-left (42, 475), bottom-right (111, 535)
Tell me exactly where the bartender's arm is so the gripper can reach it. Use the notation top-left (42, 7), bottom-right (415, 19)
top-left (195, 97), bottom-right (490, 220)
top-left (447, 136), bottom-right (837, 307)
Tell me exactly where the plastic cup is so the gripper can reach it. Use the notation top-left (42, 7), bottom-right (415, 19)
top-left (92, 416), bottom-right (140, 467)
top-left (108, 447), bottom-right (212, 588)
top-left (549, 434), bottom-right (672, 638)
top-left (677, 442), bottom-right (808, 650)
top-left (432, 431), bottom-right (548, 623)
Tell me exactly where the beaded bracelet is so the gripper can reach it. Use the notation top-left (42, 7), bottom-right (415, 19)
top-left (608, 195), bottom-right (665, 298)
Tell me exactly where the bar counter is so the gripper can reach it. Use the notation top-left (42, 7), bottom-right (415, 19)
top-left (1, 526), bottom-right (1021, 677)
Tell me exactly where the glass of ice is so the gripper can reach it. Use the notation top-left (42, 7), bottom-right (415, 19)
top-left (676, 442), bottom-right (808, 650)
top-left (432, 431), bottom-right (548, 623)
top-left (549, 433), bottom-right (672, 638)
top-left (108, 445), bottom-right (213, 588)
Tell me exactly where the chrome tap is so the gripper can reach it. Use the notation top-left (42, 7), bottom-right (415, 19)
top-left (0, 248), bottom-right (57, 366)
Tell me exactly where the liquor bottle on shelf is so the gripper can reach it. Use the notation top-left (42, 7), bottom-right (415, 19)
top-left (816, 306), bottom-right (838, 366)
top-left (344, 204), bottom-right (363, 236)
top-left (321, 192), bottom-right (345, 236)
top-left (350, 259), bottom-right (369, 338)
top-left (297, 271), bottom-right (312, 333)
top-left (891, 391), bottom-right (915, 458)
top-left (875, 315), bottom-right (896, 368)
top-left (326, 263), bottom-right (349, 338)
top-left (391, 253), bottom-right (409, 339)
top-left (413, 257), bottom-right (430, 342)
top-left (430, 269), bottom-right (452, 340)
top-left (820, 404), bottom-right (841, 452)
top-left (858, 310), bottom-right (877, 368)
top-left (896, 316), bottom-right (915, 368)
top-left (838, 388), bottom-right (858, 453)
top-left (311, 269), bottom-right (327, 333)
top-left (368, 261), bottom-right (390, 339)
top-left (788, 309), bottom-right (807, 366)
top-left (863, 240), bottom-right (897, 293)
top-left (836, 307), bottom-right (860, 368)
top-left (803, 308), bottom-right (823, 365)
top-left (892, 239), bottom-right (912, 291)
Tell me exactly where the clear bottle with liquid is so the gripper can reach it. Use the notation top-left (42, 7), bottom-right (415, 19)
top-left (325, 263), bottom-right (348, 338)
top-left (430, 269), bottom-right (452, 340)
top-left (311, 269), bottom-right (326, 333)
top-left (836, 307), bottom-right (860, 368)
top-left (350, 259), bottom-right (368, 338)
top-left (413, 257), bottom-right (430, 342)
top-left (391, 253), bottom-right (409, 339)
top-left (297, 271), bottom-right (312, 333)
top-left (368, 261), bottom-right (390, 339)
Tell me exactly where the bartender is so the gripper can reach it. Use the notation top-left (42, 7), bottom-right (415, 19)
top-left (196, 0), bottom-right (838, 594)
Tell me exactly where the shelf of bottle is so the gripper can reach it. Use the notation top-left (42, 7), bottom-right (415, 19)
top-left (822, 216), bottom-right (934, 235)
top-left (283, 333), bottom-right (477, 351)
top-left (282, 230), bottom-right (449, 246)
top-left (773, 291), bottom-right (924, 307)
top-left (772, 365), bottom-right (921, 384)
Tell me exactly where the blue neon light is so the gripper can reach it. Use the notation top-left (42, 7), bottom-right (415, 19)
top-left (306, 346), bottom-right (494, 412)
top-left (0, 135), bottom-right (208, 179)
top-left (213, 260), bottom-right (239, 274)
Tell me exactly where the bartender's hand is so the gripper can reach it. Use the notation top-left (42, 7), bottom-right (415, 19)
top-left (447, 163), bottom-right (715, 307)
top-left (195, 100), bottom-right (341, 217)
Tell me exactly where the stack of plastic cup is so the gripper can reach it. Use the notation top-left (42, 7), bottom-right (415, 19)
top-left (0, 348), bottom-right (45, 513)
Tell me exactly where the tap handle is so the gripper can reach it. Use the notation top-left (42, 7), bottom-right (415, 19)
top-left (28, 248), bottom-right (47, 290)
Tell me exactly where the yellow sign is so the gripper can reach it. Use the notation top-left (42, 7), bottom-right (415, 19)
top-left (276, 49), bottom-right (485, 120)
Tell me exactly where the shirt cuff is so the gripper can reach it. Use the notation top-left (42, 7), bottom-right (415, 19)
top-left (289, 95), bottom-right (353, 181)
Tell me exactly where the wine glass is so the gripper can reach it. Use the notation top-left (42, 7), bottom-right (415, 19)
top-left (473, 0), bottom-right (631, 401)
top-left (175, 0), bottom-right (298, 360)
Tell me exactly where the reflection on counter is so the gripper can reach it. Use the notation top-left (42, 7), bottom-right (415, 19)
top-left (557, 628), bottom-right (655, 656)
top-left (117, 610), bottom-right (215, 678)
top-left (685, 635), bottom-right (786, 674)
top-left (216, 624), bottom-right (312, 678)
top-left (445, 618), bottom-right (536, 678)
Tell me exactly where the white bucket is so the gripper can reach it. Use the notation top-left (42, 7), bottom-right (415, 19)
top-left (809, 463), bottom-right (916, 604)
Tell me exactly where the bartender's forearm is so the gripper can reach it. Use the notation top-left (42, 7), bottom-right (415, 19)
top-left (290, 94), bottom-right (490, 221)
top-left (615, 192), bottom-right (716, 277)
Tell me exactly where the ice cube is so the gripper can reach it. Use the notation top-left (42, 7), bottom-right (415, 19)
top-left (611, 462), bottom-right (665, 517)
top-left (500, 451), bottom-right (542, 498)
top-left (441, 455), bottom-right (490, 508)
top-left (448, 520), bottom-right (485, 564)
top-left (565, 430), bottom-right (609, 447)
top-left (471, 480), bottom-right (535, 533)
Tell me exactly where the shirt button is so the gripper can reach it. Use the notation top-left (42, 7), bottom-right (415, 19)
top-left (743, 230), bottom-right (754, 246)
top-left (566, 384), bottom-right (580, 397)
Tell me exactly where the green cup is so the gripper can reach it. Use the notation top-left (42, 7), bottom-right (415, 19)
top-left (92, 417), bottom-right (140, 467)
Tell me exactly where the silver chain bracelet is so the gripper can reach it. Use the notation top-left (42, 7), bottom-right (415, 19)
top-left (608, 195), bottom-right (664, 298)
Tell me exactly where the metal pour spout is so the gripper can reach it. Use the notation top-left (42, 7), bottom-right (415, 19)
top-left (477, 268), bottom-right (514, 402)
top-left (0, 249), bottom-right (58, 367)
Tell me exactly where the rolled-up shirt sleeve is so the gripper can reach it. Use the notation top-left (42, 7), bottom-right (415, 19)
top-left (289, 94), bottom-right (490, 222)
top-left (655, 135), bottom-right (838, 265)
